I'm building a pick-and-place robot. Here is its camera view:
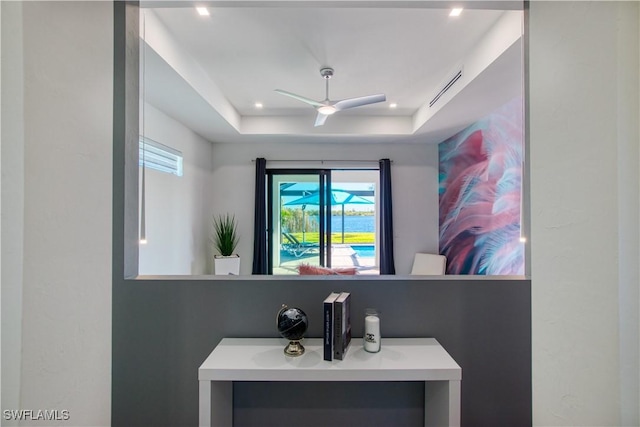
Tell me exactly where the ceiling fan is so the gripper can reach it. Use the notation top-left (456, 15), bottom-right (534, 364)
top-left (275, 67), bottom-right (386, 127)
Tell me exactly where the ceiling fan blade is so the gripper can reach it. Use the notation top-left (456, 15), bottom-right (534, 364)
top-left (274, 89), bottom-right (324, 108)
top-left (334, 94), bottom-right (386, 111)
top-left (314, 112), bottom-right (329, 127)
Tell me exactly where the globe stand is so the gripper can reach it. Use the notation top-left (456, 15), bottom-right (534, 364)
top-left (277, 304), bottom-right (309, 358)
top-left (284, 339), bottom-right (305, 357)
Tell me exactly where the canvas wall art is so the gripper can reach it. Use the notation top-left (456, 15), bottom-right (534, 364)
top-left (439, 97), bottom-right (524, 275)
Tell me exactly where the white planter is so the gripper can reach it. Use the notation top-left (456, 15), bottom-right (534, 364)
top-left (214, 255), bottom-right (240, 275)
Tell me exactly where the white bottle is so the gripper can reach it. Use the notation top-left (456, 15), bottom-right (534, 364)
top-left (363, 309), bottom-right (381, 353)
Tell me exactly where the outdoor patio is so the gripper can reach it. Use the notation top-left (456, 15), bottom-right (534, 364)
top-left (273, 244), bottom-right (378, 275)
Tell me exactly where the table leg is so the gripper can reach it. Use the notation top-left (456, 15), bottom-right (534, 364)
top-left (199, 381), bottom-right (233, 427)
top-left (199, 381), bottom-right (211, 427)
top-left (424, 380), bottom-right (461, 427)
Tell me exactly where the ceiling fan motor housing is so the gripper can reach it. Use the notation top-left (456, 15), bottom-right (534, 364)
top-left (320, 67), bottom-right (334, 79)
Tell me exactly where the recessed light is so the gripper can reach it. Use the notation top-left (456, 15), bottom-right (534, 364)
top-left (196, 7), bottom-right (210, 16)
top-left (254, 102), bottom-right (263, 109)
top-left (519, 236), bottom-right (527, 243)
top-left (389, 103), bottom-right (398, 109)
top-left (449, 8), bottom-right (463, 17)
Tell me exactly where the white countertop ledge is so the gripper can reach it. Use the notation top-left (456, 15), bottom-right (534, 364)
top-left (199, 337), bottom-right (462, 382)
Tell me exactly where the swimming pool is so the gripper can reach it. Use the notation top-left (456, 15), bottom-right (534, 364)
top-left (351, 244), bottom-right (376, 258)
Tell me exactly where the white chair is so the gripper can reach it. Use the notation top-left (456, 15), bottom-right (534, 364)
top-left (410, 253), bottom-right (447, 275)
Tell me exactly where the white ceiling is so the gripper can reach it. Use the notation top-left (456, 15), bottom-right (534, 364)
top-left (141, 1), bottom-right (523, 144)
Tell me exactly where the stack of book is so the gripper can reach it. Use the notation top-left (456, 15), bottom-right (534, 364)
top-left (323, 291), bottom-right (351, 361)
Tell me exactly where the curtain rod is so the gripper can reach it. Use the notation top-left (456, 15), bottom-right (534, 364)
top-left (250, 159), bottom-right (392, 163)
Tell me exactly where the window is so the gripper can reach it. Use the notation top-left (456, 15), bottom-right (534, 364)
top-left (139, 137), bottom-right (183, 176)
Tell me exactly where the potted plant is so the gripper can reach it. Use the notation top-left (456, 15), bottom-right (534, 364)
top-left (212, 213), bottom-right (240, 275)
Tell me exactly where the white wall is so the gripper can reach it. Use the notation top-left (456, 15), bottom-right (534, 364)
top-left (529, 2), bottom-right (639, 425)
top-left (1, 2), bottom-right (113, 426)
top-left (138, 103), bottom-right (214, 275)
top-left (209, 141), bottom-right (439, 275)
top-left (1, 2), bottom-right (25, 424)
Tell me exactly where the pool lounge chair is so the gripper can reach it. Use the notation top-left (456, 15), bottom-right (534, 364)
top-left (282, 232), bottom-right (319, 258)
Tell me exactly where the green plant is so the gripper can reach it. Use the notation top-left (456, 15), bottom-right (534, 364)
top-left (212, 214), bottom-right (239, 256)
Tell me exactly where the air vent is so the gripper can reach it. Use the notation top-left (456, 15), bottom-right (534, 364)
top-left (429, 68), bottom-right (463, 108)
top-left (139, 137), bottom-right (183, 176)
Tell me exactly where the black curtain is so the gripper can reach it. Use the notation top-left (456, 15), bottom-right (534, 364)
top-left (252, 158), bottom-right (267, 274)
top-left (379, 159), bottom-right (396, 275)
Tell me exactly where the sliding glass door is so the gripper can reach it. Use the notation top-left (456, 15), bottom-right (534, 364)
top-left (329, 170), bottom-right (378, 273)
top-left (267, 168), bottom-right (380, 275)
top-left (267, 170), bottom-right (332, 274)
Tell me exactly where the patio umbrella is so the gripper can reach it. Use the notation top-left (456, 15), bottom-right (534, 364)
top-left (285, 189), bottom-right (374, 243)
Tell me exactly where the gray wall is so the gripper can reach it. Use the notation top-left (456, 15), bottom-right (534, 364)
top-left (112, 277), bottom-right (531, 427)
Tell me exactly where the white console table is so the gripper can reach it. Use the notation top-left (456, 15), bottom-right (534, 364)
top-left (199, 338), bottom-right (461, 427)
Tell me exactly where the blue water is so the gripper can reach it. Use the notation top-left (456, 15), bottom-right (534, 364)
top-left (327, 215), bottom-right (375, 232)
top-left (351, 244), bottom-right (375, 258)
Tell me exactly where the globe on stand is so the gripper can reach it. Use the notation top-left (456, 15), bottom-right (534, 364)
top-left (276, 304), bottom-right (309, 357)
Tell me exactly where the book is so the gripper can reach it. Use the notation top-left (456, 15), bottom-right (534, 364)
top-left (334, 292), bottom-right (352, 360)
top-left (323, 292), bottom-right (341, 361)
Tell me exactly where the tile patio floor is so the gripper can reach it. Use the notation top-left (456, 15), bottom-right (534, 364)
top-left (273, 244), bottom-right (378, 275)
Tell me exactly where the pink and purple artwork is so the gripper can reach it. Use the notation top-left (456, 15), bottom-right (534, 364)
top-left (439, 97), bottom-right (524, 275)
